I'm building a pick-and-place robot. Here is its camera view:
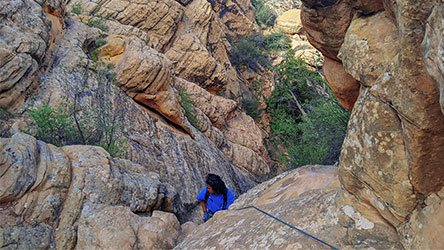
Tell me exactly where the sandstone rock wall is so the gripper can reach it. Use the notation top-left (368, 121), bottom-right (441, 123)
top-left (301, 0), bottom-right (444, 248)
top-left (0, 133), bottom-right (179, 249)
top-left (0, 0), bottom-right (52, 109)
top-left (68, 0), bottom-right (255, 99)
top-left (176, 165), bottom-right (402, 249)
top-left (1, 0), bottom-right (269, 244)
top-left (24, 16), bottom-right (256, 216)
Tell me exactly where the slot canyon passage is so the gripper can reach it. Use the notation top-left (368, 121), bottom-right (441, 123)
top-left (1, 0), bottom-right (444, 249)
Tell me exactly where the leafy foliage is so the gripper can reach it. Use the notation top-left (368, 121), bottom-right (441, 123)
top-left (242, 97), bottom-right (260, 121)
top-left (251, 0), bottom-right (277, 27)
top-left (86, 14), bottom-right (108, 32)
top-left (263, 33), bottom-right (291, 51)
top-left (179, 90), bottom-right (200, 130)
top-left (71, 3), bottom-right (82, 15)
top-left (27, 62), bottom-right (127, 158)
top-left (230, 33), bottom-right (290, 70)
top-left (27, 104), bottom-right (80, 146)
top-left (230, 35), bottom-right (270, 70)
top-left (266, 50), bottom-right (350, 168)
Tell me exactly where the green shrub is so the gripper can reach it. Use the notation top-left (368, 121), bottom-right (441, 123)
top-left (95, 38), bottom-right (107, 47)
top-left (242, 97), bottom-right (260, 120)
top-left (251, 0), bottom-right (276, 27)
top-left (230, 33), bottom-right (291, 70)
top-left (263, 33), bottom-right (291, 51)
top-left (26, 66), bottom-right (127, 158)
top-left (285, 100), bottom-right (350, 167)
top-left (71, 3), bottom-right (82, 15)
top-left (86, 14), bottom-right (108, 32)
top-left (27, 104), bottom-right (79, 147)
top-left (256, 6), bottom-right (276, 27)
top-left (179, 90), bottom-right (200, 130)
top-left (230, 35), bottom-right (270, 70)
top-left (266, 50), bottom-right (350, 169)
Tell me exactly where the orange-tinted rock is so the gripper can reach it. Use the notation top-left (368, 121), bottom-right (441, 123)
top-left (300, 0), bottom-right (354, 60)
top-left (338, 11), bottom-right (399, 87)
top-left (323, 57), bottom-right (359, 111)
top-left (98, 33), bottom-right (193, 135)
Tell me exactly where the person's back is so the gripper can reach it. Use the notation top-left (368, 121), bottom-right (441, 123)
top-left (196, 174), bottom-right (235, 222)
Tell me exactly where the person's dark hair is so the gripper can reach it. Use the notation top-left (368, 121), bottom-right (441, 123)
top-left (206, 174), bottom-right (227, 196)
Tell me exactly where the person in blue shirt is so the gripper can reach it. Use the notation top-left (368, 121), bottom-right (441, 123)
top-left (196, 174), bottom-right (235, 222)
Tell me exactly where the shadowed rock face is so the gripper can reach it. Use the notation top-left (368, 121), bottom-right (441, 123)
top-left (302, 0), bottom-right (444, 248)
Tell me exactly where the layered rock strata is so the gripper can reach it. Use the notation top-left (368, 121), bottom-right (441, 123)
top-left (68, 0), bottom-right (255, 99)
top-left (24, 17), bottom-right (256, 217)
top-left (0, 133), bottom-right (179, 249)
top-left (0, 0), bottom-right (53, 108)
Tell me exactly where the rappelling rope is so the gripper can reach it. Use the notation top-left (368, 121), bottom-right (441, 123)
top-left (236, 206), bottom-right (340, 250)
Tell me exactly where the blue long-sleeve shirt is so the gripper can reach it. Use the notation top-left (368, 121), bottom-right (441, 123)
top-left (196, 186), bottom-right (235, 213)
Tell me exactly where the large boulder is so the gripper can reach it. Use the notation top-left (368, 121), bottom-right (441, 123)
top-left (94, 32), bottom-right (193, 135)
top-left (274, 9), bottom-right (303, 35)
top-left (300, 0), bottom-right (359, 110)
top-left (76, 204), bottom-right (181, 249)
top-left (176, 165), bottom-right (401, 249)
top-left (300, 0), bottom-right (354, 61)
top-left (302, 0), bottom-right (444, 248)
top-left (338, 11), bottom-right (398, 87)
top-left (0, 133), bottom-right (178, 249)
top-left (322, 57), bottom-right (359, 111)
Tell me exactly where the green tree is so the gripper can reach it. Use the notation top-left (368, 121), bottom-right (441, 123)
top-left (266, 50), bottom-right (350, 169)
